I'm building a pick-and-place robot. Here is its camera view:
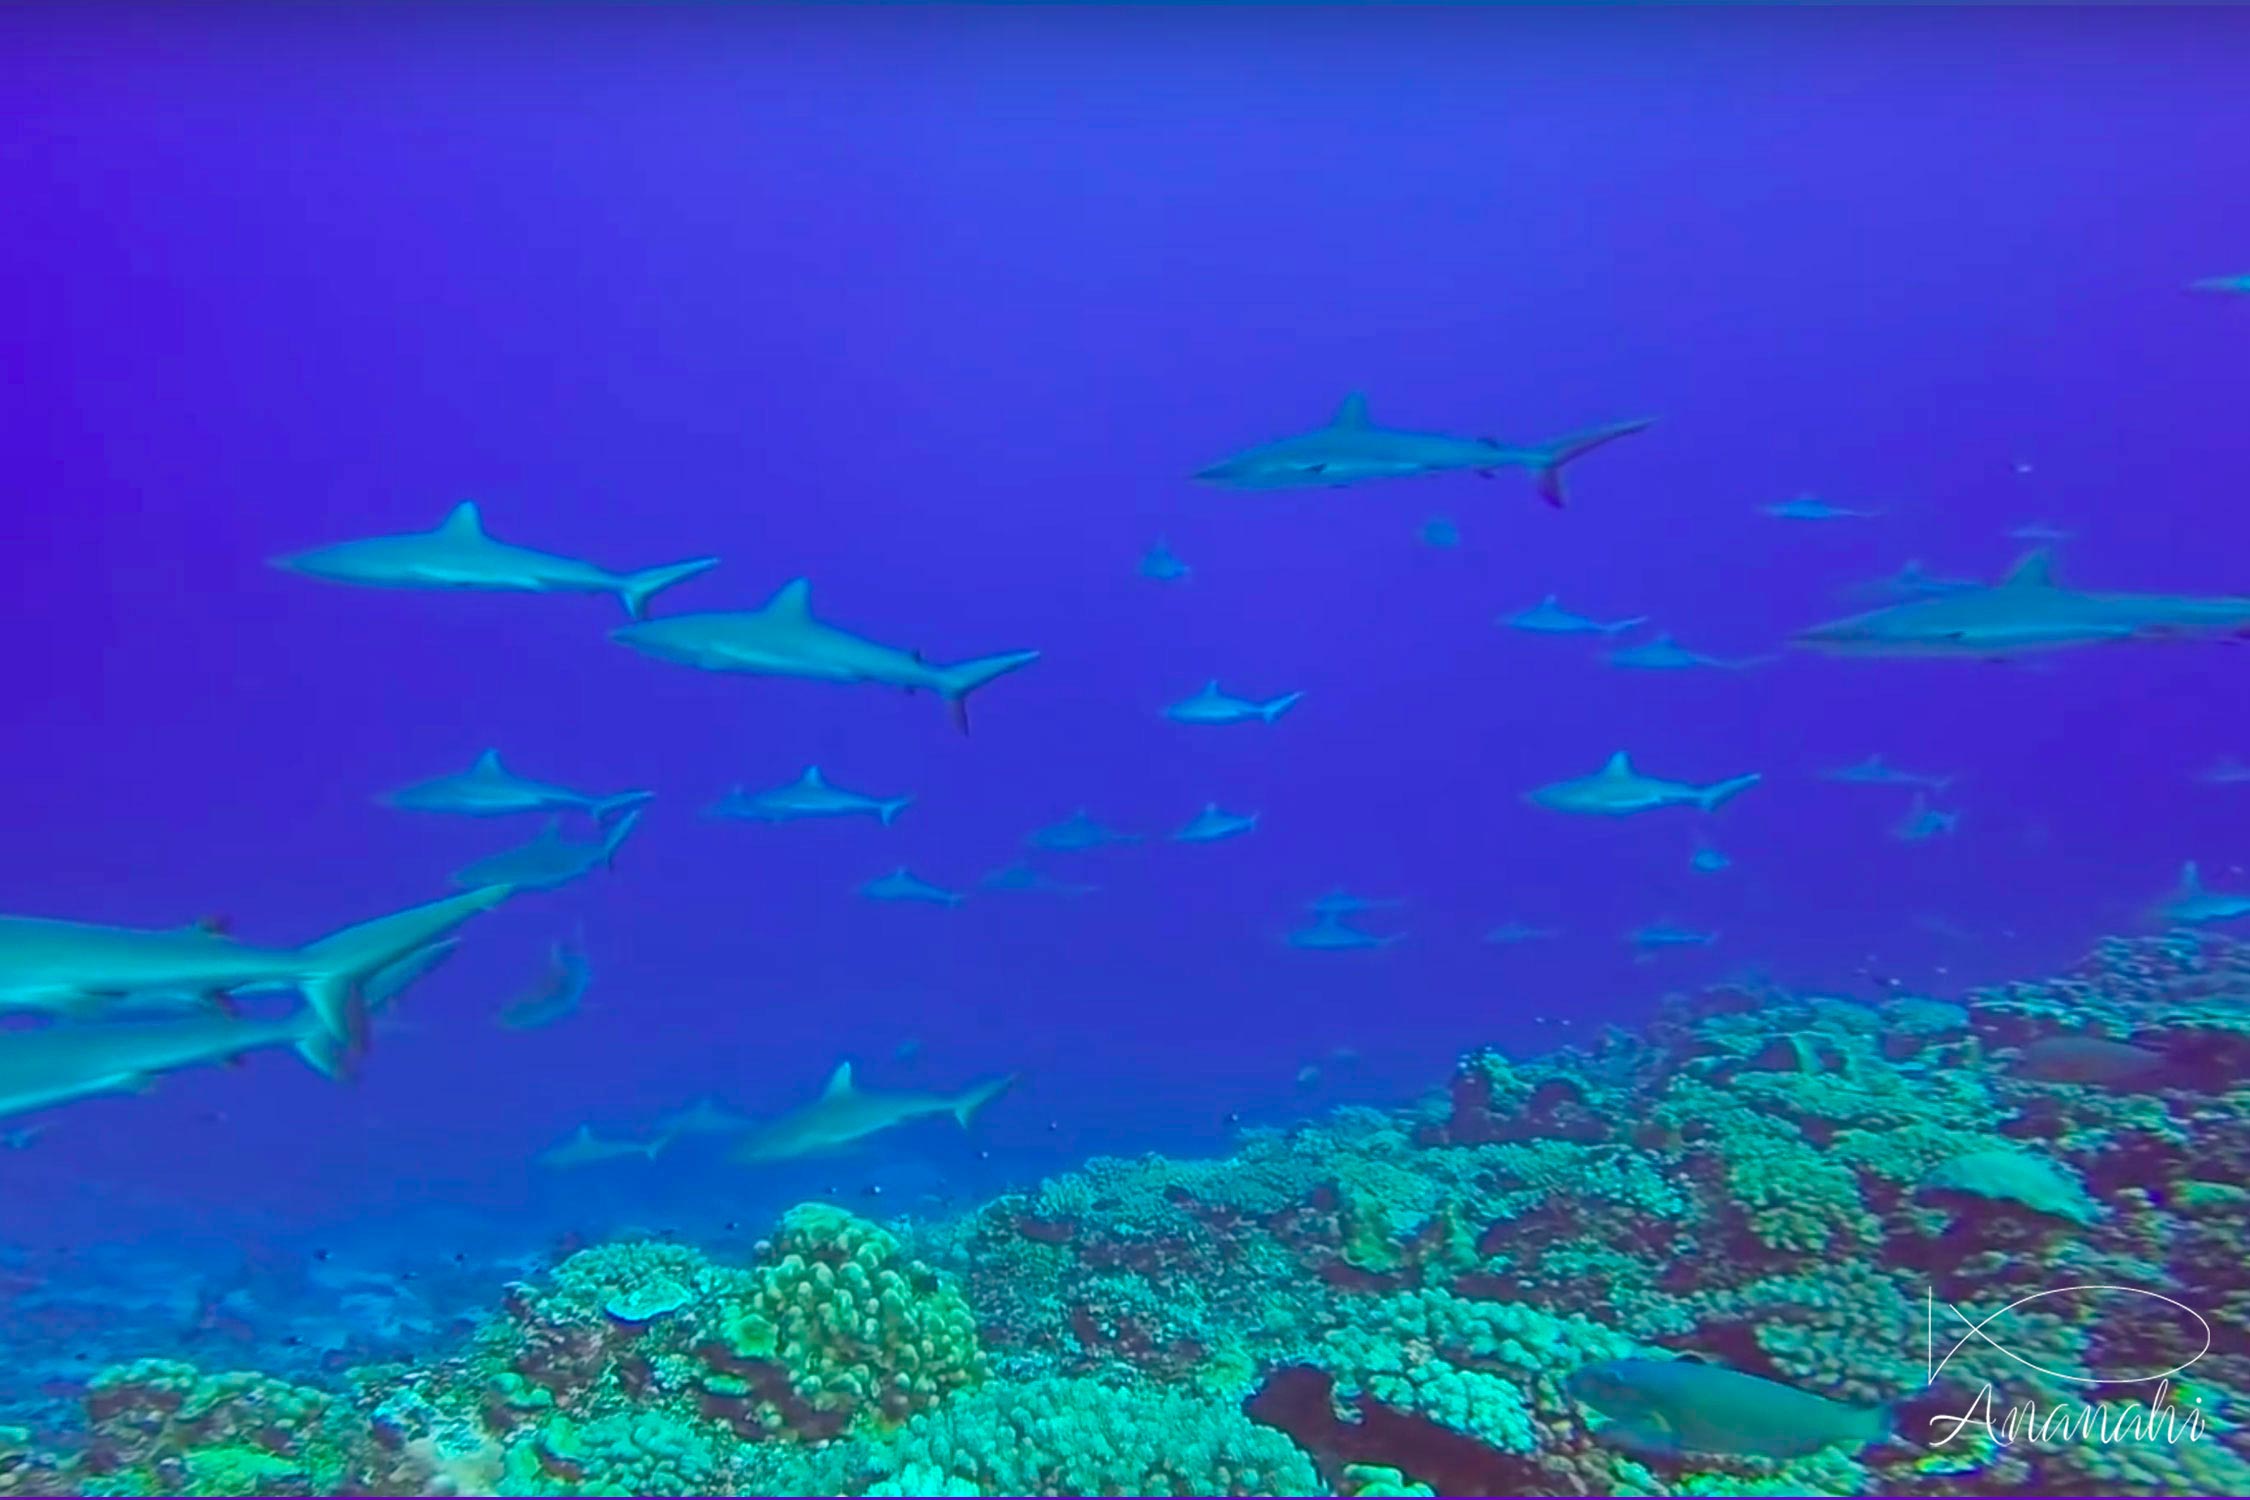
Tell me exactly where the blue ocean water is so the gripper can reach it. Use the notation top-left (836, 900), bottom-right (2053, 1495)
top-left (4, 4), bottom-right (2250, 1488)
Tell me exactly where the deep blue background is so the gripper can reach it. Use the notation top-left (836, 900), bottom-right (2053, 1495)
top-left (3, 4), bottom-right (2247, 1251)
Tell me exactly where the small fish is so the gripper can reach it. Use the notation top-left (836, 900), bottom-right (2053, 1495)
top-left (980, 863), bottom-right (1096, 896)
top-left (1501, 596), bottom-right (1648, 637)
top-left (384, 750), bottom-right (651, 822)
top-left (1163, 681), bottom-right (1303, 726)
top-left (860, 868), bottom-right (966, 907)
top-left (1689, 843), bottom-right (1732, 875)
top-left (1892, 794), bottom-right (1961, 842)
top-left (2190, 273), bottom-right (2250, 295)
top-left (1604, 634), bottom-right (1768, 671)
top-left (1527, 752), bottom-right (1760, 818)
top-left (454, 811), bottom-right (641, 893)
top-left (1764, 494), bottom-right (1881, 521)
top-left (1418, 516), bottom-right (1461, 549)
top-left (1285, 916), bottom-right (1402, 951)
top-left (1172, 804), bottom-right (1260, 843)
top-left (274, 502), bottom-right (718, 619)
top-left (1139, 539), bottom-right (1192, 583)
top-left (498, 940), bottom-right (591, 1031)
top-left (537, 1126), bottom-right (669, 1170)
top-left (2010, 1036), bottom-right (2166, 1087)
top-left (1628, 922), bottom-right (1717, 953)
top-left (1567, 1358), bottom-right (1888, 1461)
top-left (1307, 888), bottom-right (1405, 917)
top-left (1822, 755), bottom-right (1955, 793)
top-left (652, 1097), bottom-right (753, 1136)
top-left (1027, 810), bottom-right (1141, 853)
top-left (1485, 922), bottom-right (1559, 945)
top-left (2154, 861), bottom-right (2250, 926)
top-left (706, 767), bottom-right (910, 826)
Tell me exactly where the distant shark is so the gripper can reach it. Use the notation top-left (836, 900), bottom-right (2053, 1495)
top-left (274, 503), bottom-right (719, 619)
top-left (707, 767), bottom-right (910, 826)
top-left (1689, 842), bottom-right (1732, 875)
top-left (1139, 539), bottom-right (1192, 583)
top-left (385, 750), bottom-right (651, 821)
top-left (1628, 922), bottom-right (1718, 953)
top-left (1795, 550), bottom-right (2250, 659)
top-left (2191, 273), bottom-right (2250, 295)
top-left (1307, 888), bottom-right (1405, 917)
top-left (1527, 752), bottom-right (1760, 817)
top-left (1172, 804), bottom-right (1260, 843)
top-left (1763, 495), bottom-right (1880, 521)
top-left (731, 1062), bottom-right (1015, 1162)
top-left (860, 868), bottom-right (966, 907)
top-left (2197, 758), bottom-right (2250, 787)
top-left (1604, 634), bottom-right (1768, 671)
top-left (537, 1125), bottom-right (670, 1169)
top-left (611, 580), bottom-right (1039, 732)
top-left (2154, 862), bottom-right (2250, 926)
top-left (1822, 754), bottom-right (1955, 793)
top-left (0, 886), bottom-right (510, 1054)
top-left (1502, 595), bottom-right (1648, 636)
top-left (1892, 794), bottom-right (1961, 842)
top-left (1839, 560), bottom-right (1980, 602)
top-left (454, 810), bottom-right (641, 892)
top-left (1027, 810), bottom-right (1140, 852)
top-left (1164, 681), bottom-right (1303, 726)
top-left (498, 939), bottom-right (591, 1031)
top-left (1285, 915), bottom-right (1402, 951)
top-left (1196, 393), bottom-right (1654, 507)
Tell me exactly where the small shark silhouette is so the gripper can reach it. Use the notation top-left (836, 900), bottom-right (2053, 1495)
top-left (1628, 922), bottom-right (1718, 953)
top-left (498, 939), bottom-right (591, 1031)
top-left (1796, 550), bottom-right (2250, 659)
top-left (1027, 811), bottom-right (1141, 852)
top-left (707, 767), bottom-right (910, 826)
top-left (1690, 842), bottom-right (1732, 874)
top-left (274, 503), bottom-right (718, 619)
top-left (732, 1062), bottom-right (1015, 1162)
top-left (1164, 681), bottom-right (1303, 725)
top-left (1764, 495), bottom-right (1880, 521)
top-left (1139, 539), bottom-right (1192, 582)
top-left (860, 868), bottom-right (965, 907)
top-left (1604, 634), bottom-right (1768, 671)
top-left (1527, 752), bottom-right (1760, 818)
top-left (2154, 862), bottom-right (2250, 926)
top-left (1503, 595), bottom-right (1648, 636)
top-left (2197, 758), bottom-right (2250, 787)
top-left (385, 750), bottom-right (650, 821)
top-left (1307, 888), bottom-right (1405, 916)
top-left (1823, 755), bottom-right (1955, 793)
top-left (454, 811), bottom-right (641, 892)
top-left (1892, 794), bottom-right (1961, 842)
top-left (537, 1125), bottom-right (670, 1170)
top-left (1172, 804), bottom-right (1260, 843)
top-left (612, 579), bottom-right (1038, 732)
top-left (1196, 393), bottom-right (1654, 507)
top-left (1285, 915), bottom-right (1402, 951)
top-left (2193, 273), bottom-right (2250, 295)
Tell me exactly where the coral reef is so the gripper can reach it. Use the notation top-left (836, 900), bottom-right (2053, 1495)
top-left (18, 933), bottom-right (2250, 1495)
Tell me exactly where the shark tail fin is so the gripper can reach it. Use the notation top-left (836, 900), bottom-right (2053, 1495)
top-left (938, 650), bottom-right (1041, 734)
top-left (1530, 417), bottom-right (1656, 508)
top-left (1258, 691), bottom-right (1305, 724)
top-left (952, 1072), bottom-right (1019, 1129)
top-left (1696, 772), bottom-right (1762, 812)
top-left (297, 886), bottom-right (514, 1061)
top-left (618, 557), bottom-right (722, 620)
top-left (1603, 616), bottom-right (1651, 636)
top-left (599, 808), bottom-right (645, 870)
top-left (589, 790), bottom-right (656, 823)
top-left (879, 797), bottom-right (913, 827)
top-left (645, 1130), bottom-right (679, 1160)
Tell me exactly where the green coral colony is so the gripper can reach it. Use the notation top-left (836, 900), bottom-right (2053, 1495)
top-left (14, 933), bottom-right (2250, 1496)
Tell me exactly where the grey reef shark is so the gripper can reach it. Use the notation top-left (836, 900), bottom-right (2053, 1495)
top-left (273, 503), bottom-right (719, 619)
top-left (731, 1062), bottom-right (1016, 1163)
top-left (1195, 393), bottom-right (1654, 507)
top-left (611, 579), bottom-right (1039, 733)
top-left (384, 750), bottom-right (652, 822)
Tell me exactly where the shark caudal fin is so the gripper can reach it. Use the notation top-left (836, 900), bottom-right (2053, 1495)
top-left (589, 789), bottom-right (656, 823)
top-left (297, 886), bottom-right (514, 1060)
top-left (294, 939), bottom-right (462, 1077)
top-left (879, 797), bottom-right (913, 827)
top-left (1695, 773), bottom-right (1762, 812)
top-left (951, 1072), bottom-right (1019, 1128)
top-left (939, 650), bottom-right (1041, 733)
top-left (1258, 691), bottom-right (1305, 723)
top-left (617, 557), bottom-right (722, 620)
top-left (598, 808), bottom-right (645, 870)
top-left (1528, 418), bottom-right (1657, 508)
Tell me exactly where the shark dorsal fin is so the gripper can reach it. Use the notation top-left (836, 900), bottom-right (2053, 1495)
top-left (1331, 392), bottom-right (1370, 428)
top-left (800, 766), bottom-right (826, 787)
top-left (1603, 751), bottom-right (1634, 776)
top-left (2182, 861), bottom-right (2205, 892)
top-left (766, 579), bottom-right (814, 618)
top-left (473, 749), bottom-right (506, 776)
top-left (1202, 678), bottom-right (1221, 695)
top-left (2001, 549), bottom-right (2057, 589)
top-left (822, 1061), bottom-right (856, 1099)
top-left (439, 502), bottom-right (486, 538)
